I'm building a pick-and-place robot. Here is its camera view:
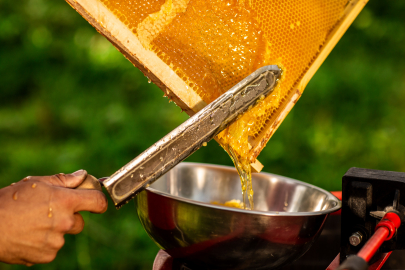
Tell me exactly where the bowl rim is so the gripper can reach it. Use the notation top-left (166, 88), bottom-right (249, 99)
top-left (145, 162), bottom-right (342, 217)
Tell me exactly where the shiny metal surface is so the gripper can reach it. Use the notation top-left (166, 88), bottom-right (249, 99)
top-left (104, 65), bottom-right (281, 208)
top-left (75, 174), bottom-right (102, 191)
top-left (136, 163), bottom-right (341, 270)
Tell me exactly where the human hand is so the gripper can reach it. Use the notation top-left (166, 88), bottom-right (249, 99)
top-left (0, 170), bottom-right (108, 266)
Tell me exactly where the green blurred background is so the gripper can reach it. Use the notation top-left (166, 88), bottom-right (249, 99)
top-left (0, 0), bottom-right (404, 269)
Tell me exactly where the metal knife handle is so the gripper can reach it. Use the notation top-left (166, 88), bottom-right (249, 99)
top-left (75, 174), bottom-right (103, 192)
top-left (103, 65), bottom-right (281, 208)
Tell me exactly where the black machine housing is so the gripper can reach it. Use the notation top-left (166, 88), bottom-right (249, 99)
top-left (341, 167), bottom-right (405, 262)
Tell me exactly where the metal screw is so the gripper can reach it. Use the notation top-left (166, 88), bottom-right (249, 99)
top-left (349, 232), bottom-right (363, 246)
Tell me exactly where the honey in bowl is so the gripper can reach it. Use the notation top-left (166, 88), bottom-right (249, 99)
top-left (211, 199), bottom-right (244, 210)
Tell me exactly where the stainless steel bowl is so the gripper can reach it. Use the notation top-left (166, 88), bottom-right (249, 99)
top-left (136, 162), bottom-right (341, 270)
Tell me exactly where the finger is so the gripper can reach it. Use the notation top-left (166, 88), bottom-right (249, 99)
top-left (67, 189), bottom-right (108, 214)
top-left (66, 213), bottom-right (85, 235)
top-left (29, 170), bottom-right (88, 188)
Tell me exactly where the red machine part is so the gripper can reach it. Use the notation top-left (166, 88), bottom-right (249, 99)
top-left (357, 212), bottom-right (401, 262)
top-left (357, 228), bottom-right (389, 263)
top-left (326, 253), bottom-right (392, 270)
top-left (331, 191), bottom-right (342, 200)
top-left (328, 212), bottom-right (401, 270)
top-left (375, 212), bottom-right (401, 241)
top-left (330, 191), bottom-right (342, 216)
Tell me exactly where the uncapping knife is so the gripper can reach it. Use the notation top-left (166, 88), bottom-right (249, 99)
top-left (81, 65), bottom-right (281, 208)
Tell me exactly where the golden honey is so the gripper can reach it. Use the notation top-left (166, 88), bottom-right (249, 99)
top-left (100, 0), bottom-right (350, 209)
top-left (101, 0), bottom-right (348, 159)
top-left (211, 199), bottom-right (244, 209)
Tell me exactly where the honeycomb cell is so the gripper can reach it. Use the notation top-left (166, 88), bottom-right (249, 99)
top-left (101, 0), bottom-right (350, 162)
top-left (101, 0), bottom-right (166, 33)
top-left (151, 0), bottom-right (269, 104)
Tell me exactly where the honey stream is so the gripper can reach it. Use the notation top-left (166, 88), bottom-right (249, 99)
top-left (227, 146), bottom-right (254, 210)
top-left (100, 0), bottom-right (352, 210)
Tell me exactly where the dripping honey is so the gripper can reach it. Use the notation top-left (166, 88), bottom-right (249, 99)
top-left (101, 0), bottom-right (349, 161)
top-left (101, 0), bottom-right (351, 209)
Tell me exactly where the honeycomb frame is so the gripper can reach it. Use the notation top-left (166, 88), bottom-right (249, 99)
top-left (64, 0), bottom-right (368, 163)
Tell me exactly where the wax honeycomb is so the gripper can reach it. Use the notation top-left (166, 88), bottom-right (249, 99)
top-left (101, 0), bottom-right (349, 162)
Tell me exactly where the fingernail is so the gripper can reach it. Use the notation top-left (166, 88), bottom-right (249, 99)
top-left (72, 169), bottom-right (86, 177)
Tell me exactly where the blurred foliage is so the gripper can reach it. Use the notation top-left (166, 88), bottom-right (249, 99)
top-left (0, 0), bottom-right (404, 269)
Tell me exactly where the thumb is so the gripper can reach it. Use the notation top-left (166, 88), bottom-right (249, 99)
top-left (65, 170), bottom-right (88, 188)
top-left (30, 170), bottom-right (88, 188)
